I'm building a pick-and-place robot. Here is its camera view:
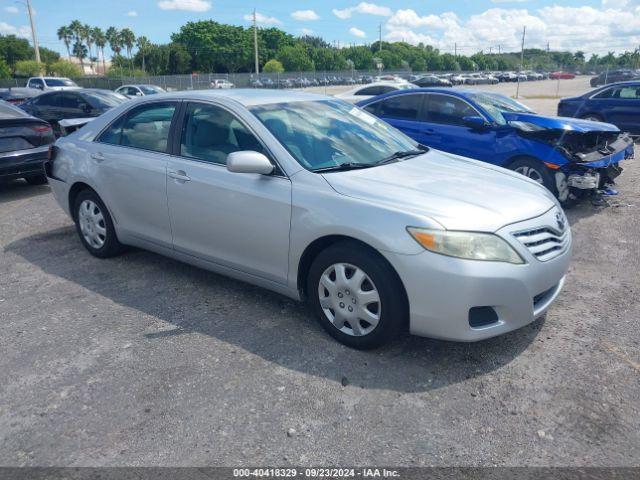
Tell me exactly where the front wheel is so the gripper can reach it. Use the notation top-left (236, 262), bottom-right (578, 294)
top-left (307, 242), bottom-right (407, 349)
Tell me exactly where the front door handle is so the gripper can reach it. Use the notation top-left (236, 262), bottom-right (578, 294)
top-left (90, 152), bottom-right (105, 162)
top-left (168, 170), bottom-right (191, 182)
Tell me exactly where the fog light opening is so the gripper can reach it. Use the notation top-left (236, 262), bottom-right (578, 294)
top-left (469, 306), bottom-right (499, 328)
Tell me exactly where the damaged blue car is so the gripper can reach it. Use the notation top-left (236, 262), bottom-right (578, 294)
top-left (357, 89), bottom-right (634, 204)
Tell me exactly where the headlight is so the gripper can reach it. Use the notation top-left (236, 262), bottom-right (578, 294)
top-left (407, 227), bottom-right (524, 264)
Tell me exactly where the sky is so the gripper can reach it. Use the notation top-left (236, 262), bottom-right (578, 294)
top-left (1, 0), bottom-right (640, 58)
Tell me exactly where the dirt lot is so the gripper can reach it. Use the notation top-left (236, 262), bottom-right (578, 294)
top-left (1, 78), bottom-right (639, 467)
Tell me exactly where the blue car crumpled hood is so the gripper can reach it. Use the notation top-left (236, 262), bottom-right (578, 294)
top-left (502, 111), bottom-right (620, 133)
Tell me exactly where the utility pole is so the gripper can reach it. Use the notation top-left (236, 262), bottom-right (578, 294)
top-left (498, 45), bottom-right (501, 55)
top-left (253, 9), bottom-right (259, 76)
top-left (26, 0), bottom-right (40, 64)
top-left (454, 43), bottom-right (457, 57)
top-left (378, 23), bottom-right (382, 52)
top-left (516, 25), bottom-right (526, 98)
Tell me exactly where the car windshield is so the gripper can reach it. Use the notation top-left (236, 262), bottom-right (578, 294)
top-left (83, 91), bottom-right (129, 109)
top-left (468, 92), bottom-right (535, 125)
top-left (251, 99), bottom-right (418, 172)
top-left (139, 85), bottom-right (164, 94)
top-left (44, 78), bottom-right (77, 87)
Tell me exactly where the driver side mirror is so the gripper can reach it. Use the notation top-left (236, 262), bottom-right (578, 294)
top-left (227, 151), bottom-right (274, 175)
top-left (79, 102), bottom-right (92, 114)
top-left (463, 116), bottom-right (488, 130)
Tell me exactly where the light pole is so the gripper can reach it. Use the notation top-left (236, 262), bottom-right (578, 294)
top-left (15, 0), bottom-right (40, 64)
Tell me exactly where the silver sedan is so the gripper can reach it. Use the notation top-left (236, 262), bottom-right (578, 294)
top-left (45, 89), bottom-right (571, 349)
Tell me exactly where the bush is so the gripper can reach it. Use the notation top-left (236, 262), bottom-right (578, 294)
top-left (107, 66), bottom-right (147, 78)
top-left (14, 60), bottom-right (43, 77)
top-left (0, 58), bottom-right (11, 79)
top-left (262, 59), bottom-right (284, 73)
top-left (47, 60), bottom-right (81, 78)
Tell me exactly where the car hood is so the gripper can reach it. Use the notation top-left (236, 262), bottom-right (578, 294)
top-left (322, 150), bottom-right (556, 232)
top-left (502, 111), bottom-right (619, 132)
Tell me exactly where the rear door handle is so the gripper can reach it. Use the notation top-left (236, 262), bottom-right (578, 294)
top-left (168, 170), bottom-right (191, 182)
top-left (90, 152), bottom-right (105, 162)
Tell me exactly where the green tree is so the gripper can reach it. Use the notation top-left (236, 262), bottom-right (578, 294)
top-left (106, 27), bottom-right (122, 58)
top-left (410, 57), bottom-right (426, 72)
top-left (262, 59), bottom-right (284, 73)
top-left (69, 20), bottom-right (86, 73)
top-left (47, 59), bottom-right (81, 77)
top-left (14, 60), bottom-right (43, 77)
top-left (136, 36), bottom-right (151, 72)
top-left (93, 28), bottom-right (107, 75)
top-left (120, 28), bottom-right (136, 68)
top-left (0, 58), bottom-right (11, 79)
top-left (0, 35), bottom-right (33, 68)
top-left (57, 26), bottom-right (73, 59)
top-left (277, 45), bottom-right (313, 71)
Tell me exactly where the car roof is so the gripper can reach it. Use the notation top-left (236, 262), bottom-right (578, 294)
top-left (152, 88), bottom-right (330, 107)
top-left (355, 86), bottom-right (481, 105)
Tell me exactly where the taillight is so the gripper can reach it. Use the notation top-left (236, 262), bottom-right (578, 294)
top-left (31, 124), bottom-right (52, 134)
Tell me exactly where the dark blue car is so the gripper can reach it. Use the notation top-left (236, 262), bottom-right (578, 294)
top-left (557, 81), bottom-right (640, 134)
top-left (357, 88), bottom-right (634, 204)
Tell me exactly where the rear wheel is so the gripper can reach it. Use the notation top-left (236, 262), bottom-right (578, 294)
top-left (307, 242), bottom-right (407, 349)
top-left (73, 190), bottom-right (124, 258)
top-left (24, 174), bottom-right (47, 185)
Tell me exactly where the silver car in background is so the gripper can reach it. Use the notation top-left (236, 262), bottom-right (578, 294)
top-left (45, 90), bottom-right (571, 349)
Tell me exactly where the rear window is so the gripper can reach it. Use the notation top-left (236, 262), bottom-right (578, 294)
top-left (44, 78), bottom-right (77, 87)
top-left (83, 91), bottom-right (128, 109)
top-left (0, 100), bottom-right (30, 119)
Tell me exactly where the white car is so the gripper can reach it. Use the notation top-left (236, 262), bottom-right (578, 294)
top-left (211, 79), bottom-right (235, 89)
top-left (336, 82), bottom-right (418, 103)
top-left (26, 77), bottom-right (79, 92)
top-left (115, 84), bottom-right (166, 98)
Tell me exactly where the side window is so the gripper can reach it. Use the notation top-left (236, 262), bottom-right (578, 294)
top-left (618, 87), bottom-right (640, 99)
top-left (33, 93), bottom-right (57, 107)
top-left (356, 86), bottom-right (380, 96)
top-left (28, 78), bottom-right (43, 89)
top-left (594, 88), bottom-right (614, 99)
top-left (96, 114), bottom-right (126, 145)
top-left (58, 93), bottom-right (83, 109)
top-left (363, 102), bottom-right (379, 115)
top-left (425, 95), bottom-right (478, 126)
top-left (180, 102), bottom-right (264, 165)
top-left (378, 86), bottom-right (396, 94)
top-left (113, 102), bottom-right (176, 152)
top-left (378, 94), bottom-right (423, 120)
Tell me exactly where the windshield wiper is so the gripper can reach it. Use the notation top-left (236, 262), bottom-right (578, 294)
top-left (313, 162), bottom-right (375, 173)
top-left (375, 148), bottom-right (426, 166)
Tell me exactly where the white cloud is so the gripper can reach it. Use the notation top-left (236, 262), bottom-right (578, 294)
top-left (126, 10), bottom-right (138, 17)
top-left (383, 5), bottom-right (640, 56)
top-left (157, 0), bottom-right (211, 12)
top-left (349, 27), bottom-right (366, 38)
top-left (243, 12), bottom-right (283, 25)
top-left (0, 22), bottom-right (30, 38)
top-left (491, 0), bottom-right (531, 3)
top-left (4, 6), bottom-right (19, 14)
top-left (300, 28), bottom-right (314, 35)
top-left (333, 2), bottom-right (391, 20)
top-left (291, 10), bottom-right (320, 21)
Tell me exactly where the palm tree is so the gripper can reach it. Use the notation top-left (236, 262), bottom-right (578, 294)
top-left (120, 28), bottom-right (136, 68)
top-left (106, 27), bottom-right (122, 58)
top-left (83, 23), bottom-right (94, 72)
top-left (136, 36), bottom-right (150, 72)
top-left (57, 26), bottom-right (73, 59)
top-left (93, 27), bottom-right (107, 75)
top-left (69, 20), bottom-right (86, 73)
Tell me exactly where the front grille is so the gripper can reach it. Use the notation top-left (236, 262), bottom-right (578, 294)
top-left (513, 226), bottom-right (569, 262)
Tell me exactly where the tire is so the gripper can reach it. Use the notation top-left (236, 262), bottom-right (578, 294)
top-left (307, 241), bottom-right (407, 349)
top-left (24, 174), bottom-right (48, 185)
top-left (509, 156), bottom-right (558, 192)
top-left (581, 114), bottom-right (603, 122)
top-left (73, 189), bottom-right (124, 258)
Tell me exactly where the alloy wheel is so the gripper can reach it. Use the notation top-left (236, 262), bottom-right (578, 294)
top-left (317, 263), bottom-right (381, 337)
top-left (514, 165), bottom-right (544, 184)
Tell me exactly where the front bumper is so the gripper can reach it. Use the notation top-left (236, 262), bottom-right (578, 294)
top-left (386, 207), bottom-right (572, 342)
top-left (0, 145), bottom-right (49, 180)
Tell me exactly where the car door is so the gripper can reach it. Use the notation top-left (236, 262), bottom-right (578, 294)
top-left (419, 93), bottom-right (497, 162)
top-left (594, 85), bottom-right (640, 133)
top-left (90, 101), bottom-right (178, 248)
top-left (166, 101), bottom-right (292, 284)
top-left (370, 93), bottom-right (426, 141)
top-left (26, 92), bottom-right (59, 125)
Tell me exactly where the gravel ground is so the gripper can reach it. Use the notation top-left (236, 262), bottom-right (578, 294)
top-left (0, 79), bottom-right (639, 467)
